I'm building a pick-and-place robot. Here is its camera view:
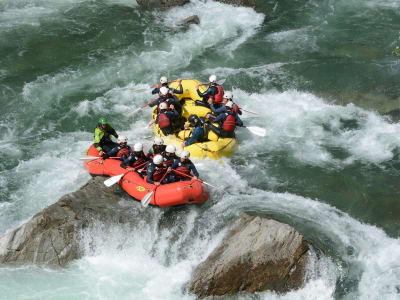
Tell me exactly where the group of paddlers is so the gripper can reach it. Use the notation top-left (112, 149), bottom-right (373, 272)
top-left (93, 117), bottom-right (198, 185)
top-left (150, 75), bottom-right (244, 144)
top-left (91, 74), bottom-right (245, 185)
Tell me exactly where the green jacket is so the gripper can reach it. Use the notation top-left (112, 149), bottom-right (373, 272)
top-left (94, 124), bottom-right (118, 151)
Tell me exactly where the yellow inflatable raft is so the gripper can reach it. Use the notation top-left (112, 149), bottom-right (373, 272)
top-left (152, 79), bottom-right (238, 160)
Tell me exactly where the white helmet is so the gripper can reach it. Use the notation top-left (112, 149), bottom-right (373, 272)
top-left (225, 101), bottom-right (233, 109)
top-left (117, 135), bottom-right (128, 143)
top-left (159, 102), bottom-right (168, 110)
top-left (223, 91), bottom-right (233, 100)
top-left (209, 74), bottom-right (217, 83)
top-left (133, 143), bottom-right (143, 152)
top-left (153, 154), bottom-right (163, 165)
top-left (160, 76), bottom-right (168, 84)
top-left (159, 86), bottom-right (169, 96)
top-left (180, 150), bottom-right (190, 159)
top-left (154, 137), bottom-right (164, 145)
top-left (166, 144), bottom-right (176, 154)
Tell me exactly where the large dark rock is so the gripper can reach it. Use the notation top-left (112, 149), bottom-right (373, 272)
top-left (189, 214), bottom-right (309, 297)
top-left (179, 15), bottom-right (200, 29)
top-left (136, 0), bottom-right (189, 8)
top-left (0, 177), bottom-right (138, 267)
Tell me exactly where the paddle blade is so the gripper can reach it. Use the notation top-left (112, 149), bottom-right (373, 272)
top-left (79, 155), bottom-right (101, 160)
top-left (134, 88), bottom-right (148, 93)
top-left (247, 126), bottom-right (266, 137)
top-left (104, 174), bottom-right (124, 187)
top-left (141, 191), bottom-right (153, 207)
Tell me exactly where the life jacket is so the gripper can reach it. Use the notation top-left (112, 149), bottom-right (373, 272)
top-left (157, 111), bottom-right (171, 129)
top-left (152, 164), bottom-right (167, 181)
top-left (223, 112), bottom-right (236, 131)
top-left (175, 161), bottom-right (191, 178)
top-left (117, 147), bottom-right (130, 158)
top-left (162, 153), bottom-right (176, 167)
top-left (232, 103), bottom-right (240, 114)
top-left (209, 85), bottom-right (224, 103)
top-left (131, 152), bottom-right (146, 167)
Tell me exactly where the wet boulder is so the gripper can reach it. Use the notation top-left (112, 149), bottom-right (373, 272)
top-left (189, 214), bottom-right (310, 297)
top-left (0, 177), bottom-right (137, 267)
top-left (179, 15), bottom-right (200, 29)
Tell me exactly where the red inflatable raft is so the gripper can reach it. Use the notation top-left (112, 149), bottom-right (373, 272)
top-left (84, 145), bottom-right (209, 207)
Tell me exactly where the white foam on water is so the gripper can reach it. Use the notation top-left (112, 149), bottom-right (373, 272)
top-left (229, 89), bottom-right (400, 166)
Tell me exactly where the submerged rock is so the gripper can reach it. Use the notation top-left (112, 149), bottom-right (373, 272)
top-left (0, 177), bottom-right (135, 267)
top-left (188, 214), bottom-right (309, 297)
top-left (215, 0), bottom-right (255, 7)
top-left (180, 15), bottom-right (200, 29)
top-left (136, 0), bottom-right (189, 8)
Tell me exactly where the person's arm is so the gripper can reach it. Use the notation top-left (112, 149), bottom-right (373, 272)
top-left (170, 83), bottom-right (183, 94)
top-left (107, 125), bottom-right (118, 138)
top-left (167, 109), bottom-right (179, 118)
top-left (148, 98), bottom-right (161, 108)
top-left (152, 87), bottom-right (160, 95)
top-left (103, 147), bottom-right (119, 159)
top-left (171, 160), bottom-right (178, 169)
top-left (211, 113), bottom-right (226, 123)
top-left (146, 147), bottom-right (154, 159)
top-left (197, 86), bottom-right (211, 97)
top-left (190, 162), bottom-right (199, 177)
top-left (210, 103), bottom-right (226, 114)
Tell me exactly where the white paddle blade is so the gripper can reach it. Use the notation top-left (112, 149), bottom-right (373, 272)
top-left (141, 191), bottom-right (153, 207)
top-left (242, 109), bottom-right (260, 116)
top-left (79, 155), bottom-right (101, 160)
top-left (104, 174), bottom-right (124, 187)
top-left (247, 126), bottom-right (266, 137)
top-left (217, 78), bottom-right (226, 85)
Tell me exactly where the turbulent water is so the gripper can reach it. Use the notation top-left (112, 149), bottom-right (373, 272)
top-left (0, 0), bottom-right (400, 299)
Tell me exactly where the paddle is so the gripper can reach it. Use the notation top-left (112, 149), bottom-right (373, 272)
top-left (171, 169), bottom-right (219, 189)
top-left (141, 169), bottom-right (170, 207)
top-left (128, 97), bottom-right (160, 116)
top-left (79, 155), bottom-right (119, 160)
top-left (246, 126), bottom-right (266, 137)
top-left (182, 126), bottom-right (186, 149)
top-left (240, 108), bottom-right (259, 116)
top-left (103, 161), bottom-right (149, 187)
top-left (134, 79), bottom-right (184, 93)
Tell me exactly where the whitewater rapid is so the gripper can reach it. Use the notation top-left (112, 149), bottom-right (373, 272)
top-left (1, 0), bottom-right (400, 299)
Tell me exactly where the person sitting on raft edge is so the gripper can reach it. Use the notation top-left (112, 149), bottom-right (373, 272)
top-left (120, 142), bottom-right (149, 170)
top-left (94, 117), bottom-right (119, 156)
top-left (155, 102), bottom-right (179, 136)
top-left (102, 135), bottom-right (133, 161)
top-left (170, 150), bottom-right (199, 182)
top-left (195, 74), bottom-right (224, 108)
top-left (183, 114), bottom-right (207, 147)
top-left (152, 77), bottom-right (183, 95)
top-left (146, 154), bottom-right (169, 186)
top-left (206, 101), bottom-right (243, 138)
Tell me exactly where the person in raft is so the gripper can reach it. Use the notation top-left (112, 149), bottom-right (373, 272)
top-left (94, 117), bottom-right (119, 155)
top-left (146, 137), bottom-right (166, 159)
top-left (206, 101), bottom-right (243, 138)
top-left (170, 150), bottom-right (199, 182)
top-left (101, 135), bottom-right (133, 162)
top-left (149, 86), bottom-right (181, 113)
top-left (146, 154), bottom-right (169, 186)
top-left (162, 144), bottom-right (178, 167)
top-left (208, 91), bottom-right (242, 116)
top-left (152, 76), bottom-right (183, 95)
top-left (120, 142), bottom-right (149, 170)
top-left (155, 102), bottom-right (179, 136)
top-left (195, 74), bottom-right (224, 108)
top-left (183, 114), bottom-right (207, 147)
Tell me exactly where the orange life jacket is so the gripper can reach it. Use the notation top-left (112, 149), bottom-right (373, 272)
top-left (223, 113), bottom-right (236, 131)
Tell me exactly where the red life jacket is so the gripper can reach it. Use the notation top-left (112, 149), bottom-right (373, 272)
top-left (209, 85), bottom-right (224, 103)
top-left (117, 147), bottom-right (130, 158)
top-left (223, 113), bottom-right (236, 131)
top-left (157, 112), bottom-right (170, 129)
top-left (232, 103), bottom-right (240, 114)
top-left (175, 161), bottom-right (191, 178)
top-left (152, 165), bottom-right (167, 181)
